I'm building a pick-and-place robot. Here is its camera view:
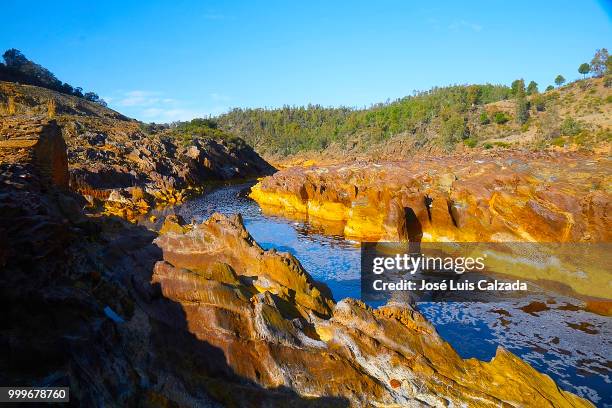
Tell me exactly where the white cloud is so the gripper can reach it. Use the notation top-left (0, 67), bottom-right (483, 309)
top-left (140, 107), bottom-right (206, 122)
top-left (115, 90), bottom-right (165, 107)
top-left (448, 20), bottom-right (483, 32)
top-left (107, 90), bottom-right (231, 123)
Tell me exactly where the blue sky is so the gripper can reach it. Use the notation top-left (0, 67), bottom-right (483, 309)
top-left (1, 0), bottom-right (610, 122)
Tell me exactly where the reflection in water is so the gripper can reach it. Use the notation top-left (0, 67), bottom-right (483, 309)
top-left (172, 183), bottom-right (611, 406)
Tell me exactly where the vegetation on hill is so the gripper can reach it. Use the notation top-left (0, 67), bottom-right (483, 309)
top-left (216, 84), bottom-right (512, 154)
top-left (0, 49), bottom-right (107, 106)
top-left (210, 48), bottom-right (610, 156)
top-left (139, 117), bottom-right (245, 149)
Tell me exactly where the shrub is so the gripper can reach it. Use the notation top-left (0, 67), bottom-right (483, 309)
top-left (532, 95), bottom-right (546, 112)
top-left (551, 137), bottom-right (565, 147)
top-left (545, 85), bottom-right (554, 92)
top-left (560, 117), bottom-right (582, 136)
top-left (492, 111), bottom-right (510, 124)
top-left (441, 113), bottom-right (468, 150)
top-left (463, 137), bottom-right (477, 148)
top-left (479, 112), bottom-right (490, 125)
top-left (483, 142), bottom-right (493, 149)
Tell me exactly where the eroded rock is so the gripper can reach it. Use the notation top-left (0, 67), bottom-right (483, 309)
top-left (152, 213), bottom-right (593, 407)
top-left (250, 152), bottom-right (611, 243)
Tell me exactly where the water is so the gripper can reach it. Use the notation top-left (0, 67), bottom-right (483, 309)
top-left (168, 182), bottom-right (611, 406)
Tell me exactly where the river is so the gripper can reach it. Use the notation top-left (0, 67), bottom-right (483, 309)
top-left (147, 182), bottom-right (611, 406)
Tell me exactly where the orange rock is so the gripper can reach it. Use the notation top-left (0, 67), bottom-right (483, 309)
top-left (151, 213), bottom-right (594, 407)
top-left (250, 152), bottom-right (611, 243)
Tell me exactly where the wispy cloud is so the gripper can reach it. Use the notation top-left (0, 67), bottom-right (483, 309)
top-left (140, 107), bottom-right (203, 122)
top-left (107, 90), bottom-right (230, 123)
top-left (448, 20), bottom-right (483, 32)
top-left (115, 90), bottom-right (172, 107)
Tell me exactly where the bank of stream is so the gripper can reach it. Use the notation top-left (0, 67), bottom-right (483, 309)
top-left (141, 182), bottom-right (611, 406)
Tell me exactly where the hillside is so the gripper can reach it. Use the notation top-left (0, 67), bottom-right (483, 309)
top-left (216, 77), bottom-right (611, 163)
top-left (0, 81), bottom-right (274, 219)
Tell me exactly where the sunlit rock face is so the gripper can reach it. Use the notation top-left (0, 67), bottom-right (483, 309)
top-left (153, 213), bottom-right (593, 407)
top-left (249, 152), bottom-right (612, 300)
top-left (250, 152), bottom-right (610, 243)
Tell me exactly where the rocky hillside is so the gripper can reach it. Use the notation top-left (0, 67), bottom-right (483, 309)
top-left (0, 81), bottom-right (275, 219)
top-left (0, 122), bottom-right (593, 406)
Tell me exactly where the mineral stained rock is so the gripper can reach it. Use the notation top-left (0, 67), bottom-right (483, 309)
top-left (153, 212), bottom-right (593, 407)
top-left (0, 117), bottom-right (68, 188)
top-left (249, 152), bottom-right (612, 300)
top-left (250, 152), bottom-right (611, 243)
top-left (0, 115), bottom-right (352, 406)
top-left (0, 114), bottom-right (595, 407)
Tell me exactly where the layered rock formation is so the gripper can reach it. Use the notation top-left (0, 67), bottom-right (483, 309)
top-left (250, 152), bottom-right (612, 300)
top-left (0, 117), bottom-right (68, 188)
top-left (0, 115), bottom-right (355, 407)
top-left (250, 151), bottom-right (611, 243)
top-left (1, 81), bottom-right (275, 221)
top-left (152, 212), bottom-right (593, 407)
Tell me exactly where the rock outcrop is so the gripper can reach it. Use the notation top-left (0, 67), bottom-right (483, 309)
top-left (250, 151), bottom-right (611, 243)
top-left (250, 152), bottom-right (612, 300)
top-left (1, 82), bottom-right (276, 221)
top-left (0, 116), bottom-right (68, 188)
top-left (0, 117), bottom-right (338, 406)
top-left (152, 213), bottom-right (593, 407)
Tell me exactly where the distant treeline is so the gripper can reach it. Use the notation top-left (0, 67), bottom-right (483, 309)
top-left (0, 48), bottom-right (107, 106)
top-left (214, 84), bottom-right (513, 154)
top-left (207, 48), bottom-right (610, 155)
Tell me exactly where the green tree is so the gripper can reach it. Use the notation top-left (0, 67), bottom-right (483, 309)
top-left (514, 79), bottom-right (529, 125)
top-left (511, 79), bottom-right (523, 96)
top-left (545, 85), bottom-right (554, 92)
top-left (554, 75), bottom-right (565, 87)
top-left (590, 48), bottom-right (609, 77)
top-left (466, 85), bottom-right (482, 106)
top-left (578, 63), bottom-right (591, 79)
top-left (2, 48), bottom-right (28, 67)
top-left (532, 94), bottom-right (546, 112)
top-left (441, 113), bottom-right (468, 150)
top-left (526, 81), bottom-right (538, 95)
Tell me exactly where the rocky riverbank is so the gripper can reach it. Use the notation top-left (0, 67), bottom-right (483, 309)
top-left (152, 212), bottom-right (593, 407)
top-left (0, 102), bottom-right (595, 406)
top-left (249, 152), bottom-right (612, 301)
top-left (250, 152), bottom-right (610, 243)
